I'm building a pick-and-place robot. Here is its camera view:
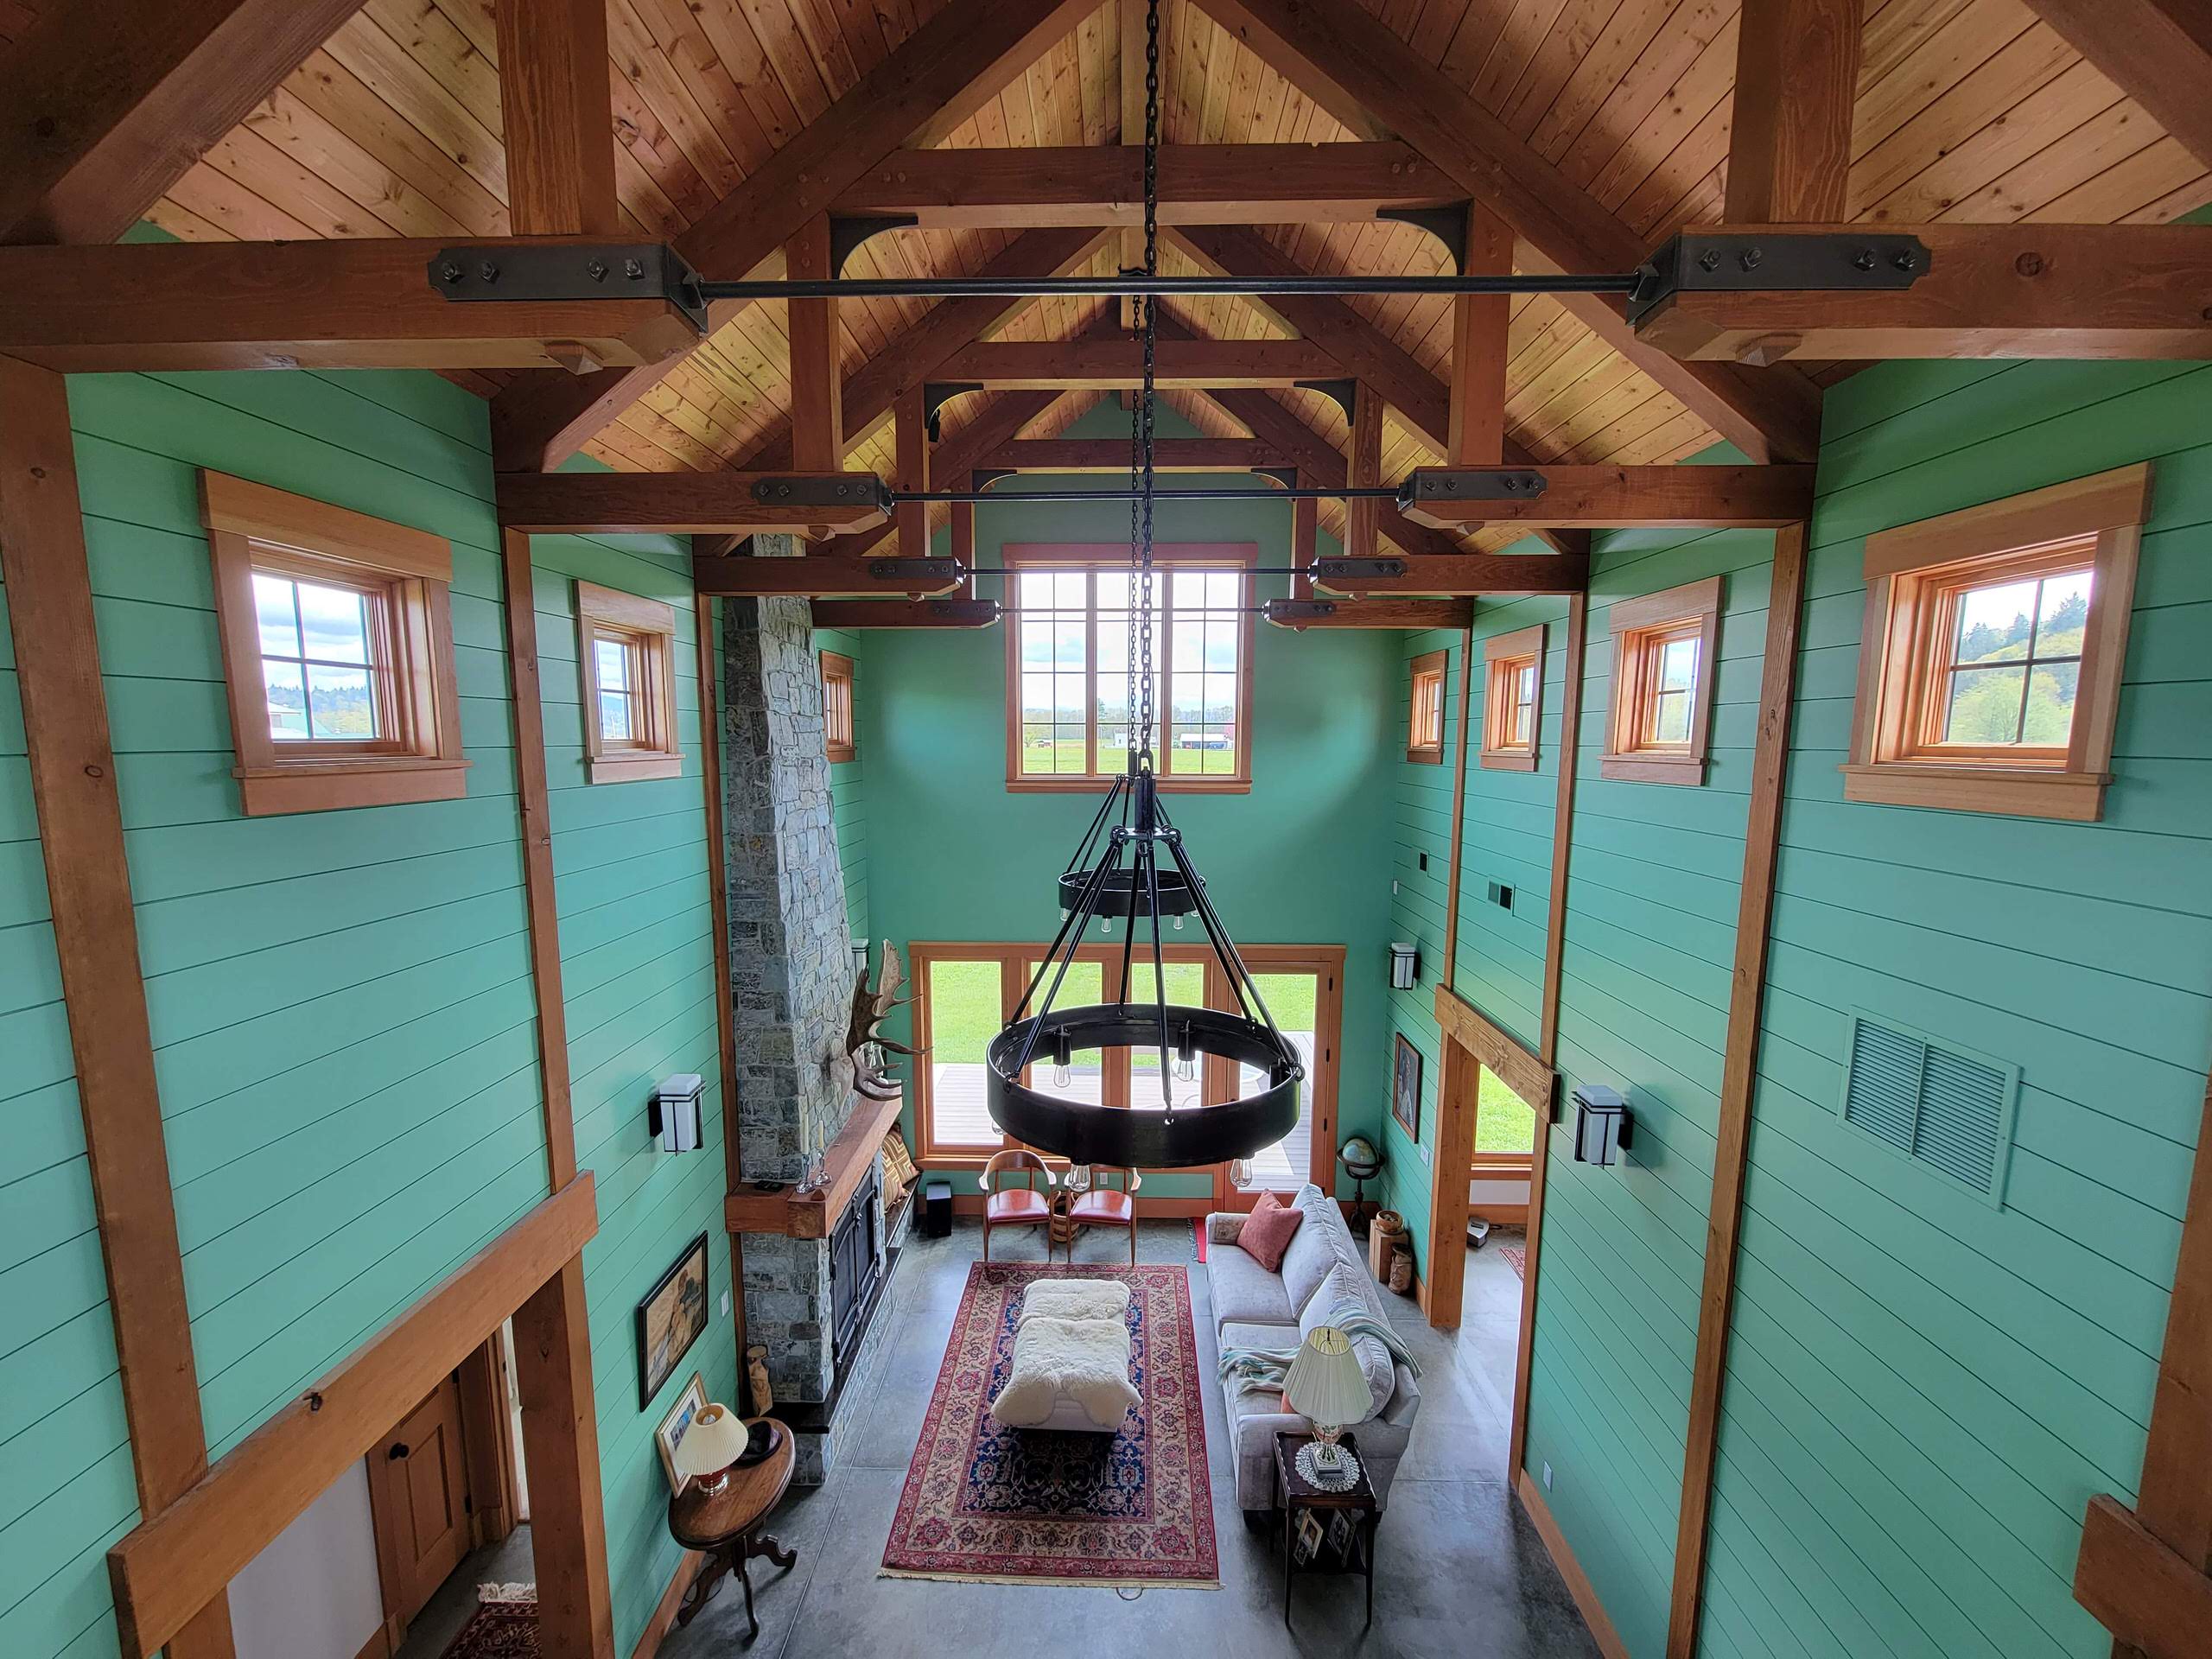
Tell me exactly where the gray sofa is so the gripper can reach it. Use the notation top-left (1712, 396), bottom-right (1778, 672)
top-left (1205, 1184), bottom-right (1421, 1511)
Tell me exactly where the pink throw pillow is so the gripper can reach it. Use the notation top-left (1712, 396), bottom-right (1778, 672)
top-left (1236, 1192), bottom-right (1305, 1272)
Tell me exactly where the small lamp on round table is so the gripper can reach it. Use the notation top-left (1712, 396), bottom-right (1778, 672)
top-left (1284, 1326), bottom-right (1370, 1491)
top-left (671, 1402), bottom-right (750, 1497)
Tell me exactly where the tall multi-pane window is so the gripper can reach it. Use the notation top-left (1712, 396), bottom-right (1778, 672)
top-left (1003, 544), bottom-right (1255, 791)
top-left (1601, 576), bottom-right (1722, 785)
top-left (1406, 648), bottom-right (1446, 763)
top-left (575, 582), bottom-right (682, 784)
top-left (1480, 624), bottom-right (1544, 772)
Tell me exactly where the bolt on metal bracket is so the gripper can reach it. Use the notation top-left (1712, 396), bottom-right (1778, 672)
top-left (748, 475), bottom-right (896, 510)
top-left (1314, 557), bottom-right (1408, 581)
top-left (1627, 232), bottom-right (1931, 327)
top-left (868, 558), bottom-right (966, 583)
top-left (1264, 599), bottom-right (1340, 625)
top-left (427, 244), bottom-right (710, 333)
top-left (1400, 470), bottom-right (1550, 506)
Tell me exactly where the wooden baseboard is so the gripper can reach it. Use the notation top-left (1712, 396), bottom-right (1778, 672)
top-left (628, 1548), bottom-right (704, 1659)
top-left (1516, 1470), bottom-right (1630, 1659)
top-left (353, 1624), bottom-right (393, 1659)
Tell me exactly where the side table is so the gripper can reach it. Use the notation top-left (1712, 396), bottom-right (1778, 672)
top-left (667, 1417), bottom-right (798, 1640)
top-left (1274, 1430), bottom-right (1376, 1628)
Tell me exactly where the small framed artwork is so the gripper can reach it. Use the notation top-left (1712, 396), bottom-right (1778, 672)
top-left (1293, 1509), bottom-right (1325, 1566)
top-left (637, 1230), bottom-right (711, 1408)
top-left (654, 1372), bottom-right (708, 1494)
top-left (1326, 1510), bottom-right (1357, 1564)
top-left (1392, 1033), bottom-right (1422, 1141)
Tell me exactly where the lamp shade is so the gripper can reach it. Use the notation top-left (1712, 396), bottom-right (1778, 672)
top-left (671, 1402), bottom-right (749, 1482)
top-left (1282, 1326), bottom-right (1370, 1427)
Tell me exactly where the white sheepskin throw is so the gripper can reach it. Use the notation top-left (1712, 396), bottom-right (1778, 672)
top-left (1015, 1278), bottom-right (1131, 1327)
top-left (988, 1313), bottom-right (1138, 1433)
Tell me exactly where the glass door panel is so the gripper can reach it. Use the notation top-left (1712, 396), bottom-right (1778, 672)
top-left (923, 956), bottom-right (1005, 1150)
top-left (1119, 960), bottom-right (1206, 1112)
top-left (1231, 971), bottom-right (1320, 1194)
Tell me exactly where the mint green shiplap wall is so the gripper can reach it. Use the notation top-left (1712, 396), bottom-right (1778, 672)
top-left (814, 625), bottom-right (869, 948)
top-left (1694, 362), bottom-right (2212, 1659)
top-left (1526, 503), bottom-right (1777, 1659)
top-left (0, 369), bottom-right (731, 1659)
top-left (526, 529), bottom-right (735, 1656)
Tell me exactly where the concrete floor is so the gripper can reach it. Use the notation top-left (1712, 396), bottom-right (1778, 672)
top-left (655, 1216), bottom-right (1598, 1659)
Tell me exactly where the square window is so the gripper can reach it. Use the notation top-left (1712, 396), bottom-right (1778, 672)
top-left (821, 649), bottom-right (855, 762)
top-left (1407, 649), bottom-right (1447, 764)
top-left (201, 471), bottom-right (467, 816)
top-left (1844, 464), bottom-right (2149, 821)
top-left (1480, 625), bottom-right (1546, 772)
top-left (576, 582), bottom-right (681, 784)
top-left (1601, 576), bottom-right (1721, 785)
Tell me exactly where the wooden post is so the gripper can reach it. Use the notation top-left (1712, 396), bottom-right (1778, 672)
top-left (696, 596), bottom-right (747, 1377)
top-left (515, 1259), bottom-right (616, 1659)
top-left (1448, 204), bottom-right (1512, 467)
top-left (0, 355), bottom-right (237, 1659)
top-left (494, 0), bottom-right (620, 236)
top-left (1421, 1031), bottom-right (1484, 1326)
top-left (1290, 491), bottom-right (1317, 597)
top-left (1439, 632), bottom-right (1473, 993)
top-left (895, 385), bottom-right (929, 562)
top-left (786, 216), bottom-right (844, 474)
top-left (1346, 381), bottom-right (1382, 563)
top-left (1727, 0), bottom-right (1861, 222)
top-left (1663, 524), bottom-right (1808, 1659)
top-left (951, 498), bottom-right (976, 574)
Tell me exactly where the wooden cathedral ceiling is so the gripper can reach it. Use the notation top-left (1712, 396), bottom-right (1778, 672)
top-left (3, 0), bottom-right (2207, 547)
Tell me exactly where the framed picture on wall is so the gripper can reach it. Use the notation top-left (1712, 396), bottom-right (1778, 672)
top-left (637, 1231), bottom-right (710, 1408)
top-left (1392, 1033), bottom-right (1422, 1141)
top-left (653, 1371), bottom-right (708, 1494)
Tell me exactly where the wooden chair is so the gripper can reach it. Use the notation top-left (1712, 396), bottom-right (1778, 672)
top-left (1065, 1166), bottom-right (1141, 1264)
top-left (979, 1149), bottom-right (1054, 1261)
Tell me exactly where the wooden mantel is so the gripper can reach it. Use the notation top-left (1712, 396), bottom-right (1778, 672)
top-left (725, 1088), bottom-right (906, 1239)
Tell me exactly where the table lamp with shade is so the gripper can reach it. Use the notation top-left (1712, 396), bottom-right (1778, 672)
top-left (671, 1402), bottom-right (751, 1497)
top-left (1283, 1326), bottom-right (1370, 1491)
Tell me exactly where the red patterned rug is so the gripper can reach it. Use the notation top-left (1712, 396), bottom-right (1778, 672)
top-left (437, 1593), bottom-right (536, 1657)
top-left (882, 1262), bottom-right (1217, 1588)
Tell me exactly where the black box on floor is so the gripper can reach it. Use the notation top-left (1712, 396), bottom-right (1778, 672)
top-left (922, 1179), bottom-right (954, 1238)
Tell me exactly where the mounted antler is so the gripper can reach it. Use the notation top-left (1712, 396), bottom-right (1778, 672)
top-left (842, 940), bottom-right (921, 1101)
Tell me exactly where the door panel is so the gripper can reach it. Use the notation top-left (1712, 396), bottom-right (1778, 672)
top-left (371, 1373), bottom-right (472, 1630)
top-left (1229, 969), bottom-right (1326, 1198)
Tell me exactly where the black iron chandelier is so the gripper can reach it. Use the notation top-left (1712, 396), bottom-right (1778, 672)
top-left (983, 0), bottom-right (1301, 1170)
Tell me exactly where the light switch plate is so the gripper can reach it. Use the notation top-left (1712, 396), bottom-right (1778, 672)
top-left (720, 1290), bottom-right (732, 1319)
top-left (1542, 1461), bottom-right (1554, 1491)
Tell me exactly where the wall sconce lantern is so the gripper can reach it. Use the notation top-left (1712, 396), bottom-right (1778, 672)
top-left (1388, 942), bottom-right (1420, 991)
top-left (851, 938), bottom-right (870, 979)
top-left (1571, 1084), bottom-right (1631, 1166)
top-left (651, 1073), bottom-right (704, 1152)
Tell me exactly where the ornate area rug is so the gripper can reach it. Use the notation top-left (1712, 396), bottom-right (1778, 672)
top-left (437, 1588), bottom-right (537, 1658)
top-left (882, 1262), bottom-right (1217, 1588)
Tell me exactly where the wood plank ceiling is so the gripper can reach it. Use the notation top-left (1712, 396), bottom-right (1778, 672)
top-left (3, 0), bottom-right (2205, 549)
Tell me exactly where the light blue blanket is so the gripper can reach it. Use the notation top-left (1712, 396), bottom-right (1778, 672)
top-left (1217, 1300), bottom-right (1422, 1400)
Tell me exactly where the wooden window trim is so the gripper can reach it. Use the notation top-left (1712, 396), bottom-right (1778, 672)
top-left (1407, 647), bottom-right (1447, 763)
top-left (1000, 543), bottom-right (1257, 794)
top-left (1843, 464), bottom-right (2150, 823)
top-left (1479, 624), bottom-right (1547, 772)
top-left (1601, 575), bottom-right (1721, 785)
top-left (201, 471), bottom-right (467, 817)
top-left (576, 581), bottom-right (681, 784)
top-left (820, 649), bottom-right (855, 763)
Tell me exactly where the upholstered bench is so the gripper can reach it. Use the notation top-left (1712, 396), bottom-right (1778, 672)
top-left (988, 1279), bottom-right (1139, 1433)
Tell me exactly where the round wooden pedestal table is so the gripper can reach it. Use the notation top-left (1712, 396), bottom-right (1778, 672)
top-left (667, 1417), bottom-right (798, 1640)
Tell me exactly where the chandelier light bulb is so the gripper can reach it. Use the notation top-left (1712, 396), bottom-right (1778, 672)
top-left (1053, 1062), bottom-right (1073, 1089)
top-left (1176, 1054), bottom-right (1196, 1083)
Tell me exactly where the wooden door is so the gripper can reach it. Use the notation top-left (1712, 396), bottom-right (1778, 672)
top-left (369, 1373), bottom-right (473, 1631)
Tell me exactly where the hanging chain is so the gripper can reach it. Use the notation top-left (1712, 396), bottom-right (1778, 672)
top-left (1133, 0), bottom-right (1161, 771)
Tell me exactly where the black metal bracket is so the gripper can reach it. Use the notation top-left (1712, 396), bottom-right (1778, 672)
top-left (830, 214), bottom-right (919, 275)
top-left (1251, 466), bottom-right (1299, 492)
top-left (1399, 469), bottom-right (1549, 507)
top-left (427, 243), bottom-right (709, 333)
top-left (1628, 232), bottom-right (1933, 327)
top-left (1263, 598), bottom-right (1340, 626)
top-left (1294, 378), bottom-right (1358, 424)
top-left (1314, 557), bottom-right (1408, 582)
top-left (921, 381), bottom-right (984, 441)
top-left (1378, 202), bottom-right (1472, 274)
top-left (747, 475), bottom-right (895, 509)
top-left (971, 467), bottom-right (1017, 493)
top-left (867, 557), bottom-right (965, 584)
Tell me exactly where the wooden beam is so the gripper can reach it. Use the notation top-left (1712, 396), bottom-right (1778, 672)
top-left (1727, 0), bottom-right (1860, 222)
top-left (692, 551), bottom-right (963, 598)
top-left (1423, 1030), bottom-right (1484, 1326)
top-left (933, 336), bottom-right (1345, 388)
top-left (496, 473), bottom-right (887, 536)
top-left (495, 0), bottom-right (619, 236)
top-left (931, 388), bottom-right (1072, 480)
top-left (106, 1178), bottom-right (601, 1659)
top-left (1450, 206), bottom-right (1514, 466)
top-left (972, 437), bottom-right (1295, 471)
top-left (1434, 986), bottom-right (1554, 1119)
top-left (1637, 223), bottom-right (2212, 361)
top-left (894, 385), bottom-right (928, 560)
top-left (1402, 465), bottom-right (1815, 529)
top-left (2022, 1), bottom-right (2212, 171)
top-left (831, 142), bottom-right (1459, 226)
top-left (0, 0), bottom-right (360, 245)
top-left (1440, 630), bottom-right (1474, 986)
top-left (2075, 1494), bottom-right (2212, 1659)
top-left (785, 216), bottom-right (842, 472)
top-left (1190, 0), bottom-right (1821, 461)
top-left (808, 598), bottom-right (1001, 628)
top-left (0, 240), bottom-right (700, 372)
top-left (1311, 550), bottom-right (1589, 596)
top-left (1346, 381), bottom-right (1383, 562)
top-left (486, 0), bottom-right (1096, 467)
top-left (1664, 522), bottom-right (1808, 1659)
top-left (513, 1257), bottom-right (615, 1659)
top-left (693, 593), bottom-right (747, 1383)
top-left (1, 356), bottom-right (237, 1659)
top-left (1265, 596), bottom-right (1474, 629)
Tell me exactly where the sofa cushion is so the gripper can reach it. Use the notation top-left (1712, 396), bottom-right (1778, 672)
top-left (1233, 1192), bottom-right (1304, 1271)
top-left (1207, 1240), bottom-right (1295, 1328)
top-left (1297, 1265), bottom-right (1395, 1421)
top-left (1278, 1187), bottom-right (1347, 1315)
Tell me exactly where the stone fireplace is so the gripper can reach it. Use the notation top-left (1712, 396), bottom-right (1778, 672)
top-left (717, 550), bottom-right (888, 1482)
